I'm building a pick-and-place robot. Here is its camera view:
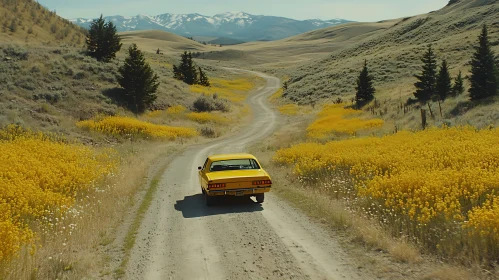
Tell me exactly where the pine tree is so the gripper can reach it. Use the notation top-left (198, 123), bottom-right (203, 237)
top-left (436, 60), bottom-right (452, 102)
top-left (118, 44), bottom-right (160, 113)
top-left (198, 67), bottom-right (210, 86)
top-left (173, 65), bottom-right (183, 80)
top-left (414, 44), bottom-right (438, 103)
top-left (186, 52), bottom-right (198, 85)
top-left (452, 71), bottom-right (464, 96)
top-left (174, 51), bottom-right (200, 85)
top-left (355, 60), bottom-right (375, 107)
top-left (469, 25), bottom-right (498, 100)
top-left (86, 15), bottom-right (122, 62)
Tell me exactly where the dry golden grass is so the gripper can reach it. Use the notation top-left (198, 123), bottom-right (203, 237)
top-left (186, 112), bottom-right (229, 124)
top-left (0, 0), bottom-right (86, 46)
top-left (422, 266), bottom-right (477, 280)
top-left (275, 2), bottom-right (498, 130)
top-left (387, 241), bottom-right (422, 264)
top-left (277, 104), bottom-right (300, 115)
top-left (277, 104), bottom-right (314, 116)
top-left (119, 30), bottom-right (211, 55)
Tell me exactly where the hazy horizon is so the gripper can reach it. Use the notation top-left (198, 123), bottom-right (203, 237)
top-left (38, 0), bottom-right (449, 22)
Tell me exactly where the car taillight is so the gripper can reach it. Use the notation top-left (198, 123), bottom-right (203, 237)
top-left (208, 183), bottom-right (225, 189)
top-left (252, 180), bottom-right (272, 185)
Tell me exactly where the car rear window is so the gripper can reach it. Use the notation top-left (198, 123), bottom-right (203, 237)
top-left (209, 159), bottom-right (260, 172)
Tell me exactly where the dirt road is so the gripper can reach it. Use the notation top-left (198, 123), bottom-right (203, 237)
top-left (126, 70), bottom-right (362, 279)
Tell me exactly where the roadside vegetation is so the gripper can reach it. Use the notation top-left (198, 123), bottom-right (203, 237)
top-left (306, 104), bottom-right (384, 139)
top-left (4, 0), bottom-right (497, 278)
top-left (0, 2), bottom-right (262, 278)
top-left (274, 126), bottom-right (499, 264)
top-left (264, 16), bottom-right (499, 278)
top-left (263, 2), bottom-right (499, 133)
top-left (0, 125), bottom-right (117, 263)
top-left (77, 116), bottom-right (198, 140)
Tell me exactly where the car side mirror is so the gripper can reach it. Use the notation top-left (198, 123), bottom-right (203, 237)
top-left (198, 166), bottom-right (202, 170)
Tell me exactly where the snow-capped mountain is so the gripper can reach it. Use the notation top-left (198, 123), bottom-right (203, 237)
top-left (71, 12), bottom-right (352, 42)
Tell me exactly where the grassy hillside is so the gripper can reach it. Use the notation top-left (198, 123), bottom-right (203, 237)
top-left (0, 3), bottom-right (250, 139)
top-left (186, 0), bottom-right (497, 131)
top-left (208, 37), bottom-right (245, 46)
top-left (269, 0), bottom-right (499, 130)
top-left (119, 30), bottom-right (211, 54)
top-left (0, 0), bottom-right (86, 46)
top-left (282, 0), bottom-right (498, 99)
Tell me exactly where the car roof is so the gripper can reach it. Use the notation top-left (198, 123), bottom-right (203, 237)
top-left (208, 153), bottom-right (257, 161)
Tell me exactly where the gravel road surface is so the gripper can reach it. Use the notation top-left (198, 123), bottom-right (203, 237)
top-left (126, 69), bottom-right (362, 280)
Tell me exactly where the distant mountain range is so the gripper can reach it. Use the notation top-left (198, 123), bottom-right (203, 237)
top-left (70, 12), bottom-right (352, 42)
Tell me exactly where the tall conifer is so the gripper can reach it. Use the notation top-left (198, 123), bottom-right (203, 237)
top-left (355, 60), bottom-right (375, 107)
top-left (469, 25), bottom-right (498, 100)
top-left (414, 44), bottom-right (438, 103)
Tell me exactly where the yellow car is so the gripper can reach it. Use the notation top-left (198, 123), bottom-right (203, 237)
top-left (198, 153), bottom-right (272, 206)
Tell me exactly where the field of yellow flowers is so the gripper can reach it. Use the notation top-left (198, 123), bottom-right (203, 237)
top-left (190, 77), bottom-right (258, 103)
top-left (0, 125), bottom-right (118, 261)
top-left (77, 116), bottom-right (198, 140)
top-left (274, 126), bottom-right (499, 262)
top-left (269, 88), bottom-right (284, 102)
top-left (278, 104), bottom-right (300, 115)
top-left (307, 104), bottom-right (384, 139)
top-left (145, 105), bottom-right (188, 119)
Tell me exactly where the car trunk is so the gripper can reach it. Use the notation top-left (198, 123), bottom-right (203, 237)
top-left (206, 170), bottom-right (270, 190)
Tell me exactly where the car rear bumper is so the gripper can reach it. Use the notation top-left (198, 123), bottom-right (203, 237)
top-left (207, 187), bottom-right (271, 197)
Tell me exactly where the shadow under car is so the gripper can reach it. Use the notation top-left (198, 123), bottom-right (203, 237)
top-left (174, 194), bottom-right (264, 218)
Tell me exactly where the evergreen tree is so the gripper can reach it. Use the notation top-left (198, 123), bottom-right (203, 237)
top-left (118, 44), bottom-right (159, 113)
top-left (198, 67), bottom-right (210, 86)
top-left (186, 52), bottom-right (198, 85)
top-left (469, 24), bottom-right (498, 100)
top-left (174, 51), bottom-right (197, 85)
top-left (452, 71), bottom-right (464, 96)
top-left (173, 51), bottom-right (209, 85)
top-left (355, 60), bottom-right (375, 107)
top-left (86, 15), bottom-right (122, 62)
top-left (173, 65), bottom-right (183, 80)
top-left (436, 60), bottom-right (452, 102)
top-left (414, 44), bottom-right (438, 103)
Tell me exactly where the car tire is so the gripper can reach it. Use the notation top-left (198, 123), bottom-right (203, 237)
top-left (255, 194), bottom-right (264, 203)
top-left (205, 192), bottom-right (215, 206)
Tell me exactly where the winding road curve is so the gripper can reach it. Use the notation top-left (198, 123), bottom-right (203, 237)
top-left (126, 70), bottom-right (361, 280)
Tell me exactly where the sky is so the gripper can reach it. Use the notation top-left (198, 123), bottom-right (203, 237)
top-left (37, 0), bottom-right (450, 22)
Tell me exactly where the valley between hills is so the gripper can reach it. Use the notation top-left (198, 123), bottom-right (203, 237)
top-left (0, 0), bottom-right (498, 279)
